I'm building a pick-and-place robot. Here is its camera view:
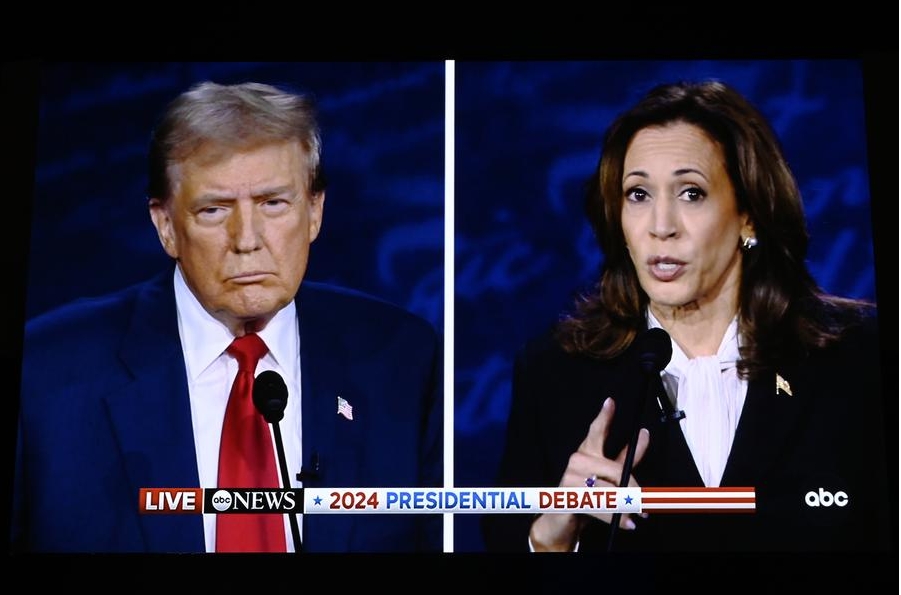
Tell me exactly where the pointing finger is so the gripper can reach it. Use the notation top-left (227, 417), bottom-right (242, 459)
top-left (579, 397), bottom-right (615, 456)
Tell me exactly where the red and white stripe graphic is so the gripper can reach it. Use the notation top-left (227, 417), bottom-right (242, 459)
top-left (640, 487), bottom-right (756, 513)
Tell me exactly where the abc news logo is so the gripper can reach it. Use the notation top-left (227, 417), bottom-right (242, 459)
top-left (139, 488), bottom-right (302, 514)
top-left (208, 489), bottom-right (300, 513)
top-left (804, 488), bottom-right (849, 507)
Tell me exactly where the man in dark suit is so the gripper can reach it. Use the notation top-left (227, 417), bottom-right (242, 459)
top-left (13, 81), bottom-right (442, 553)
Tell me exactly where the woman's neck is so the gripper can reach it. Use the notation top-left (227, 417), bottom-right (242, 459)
top-left (649, 300), bottom-right (737, 358)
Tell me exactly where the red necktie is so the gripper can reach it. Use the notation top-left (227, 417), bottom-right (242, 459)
top-left (216, 333), bottom-right (287, 553)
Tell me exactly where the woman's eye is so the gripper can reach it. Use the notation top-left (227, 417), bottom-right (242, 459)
top-left (625, 188), bottom-right (648, 202)
top-left (680, 187), bottom-right (705, 201)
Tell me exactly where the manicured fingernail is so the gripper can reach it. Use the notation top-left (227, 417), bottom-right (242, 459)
top-left (624, 518), bottom-right (636, 530)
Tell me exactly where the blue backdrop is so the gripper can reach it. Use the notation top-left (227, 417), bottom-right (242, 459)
top-left (453, 60), bottom-right (879, 551)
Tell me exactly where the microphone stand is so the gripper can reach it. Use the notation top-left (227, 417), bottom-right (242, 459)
top-left (606, 371), bottom-right (655, 553)
top-left (270, 420), bottom-right (302, 553)
top-left (607, 328), bottom-right (681, 553)
top-left (254, 370), bottom-right (302, 553)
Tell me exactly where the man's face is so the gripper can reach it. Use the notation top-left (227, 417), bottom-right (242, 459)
top-left (150, 141), bottom-right (324, 334)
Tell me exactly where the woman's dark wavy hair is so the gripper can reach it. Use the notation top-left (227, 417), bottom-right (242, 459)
top-left (555, 80), bottom-right (873, 379)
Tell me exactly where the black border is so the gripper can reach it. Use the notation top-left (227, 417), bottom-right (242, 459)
top-left (4, 16), bottom-right (897, 587)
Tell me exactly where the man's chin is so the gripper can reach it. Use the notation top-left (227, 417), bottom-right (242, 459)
top-left (212, 297), bottom-right (292, 333)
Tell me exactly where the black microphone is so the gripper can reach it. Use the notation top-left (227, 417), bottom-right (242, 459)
top-left (253, 370), bottom-right (289, 423)
top-left (640, 328), bottom-right (685, 423)
top-left (252, 370), bottom-right (302, 553)
top-left (638, 326), bottom-right (672, 374)
top-left (608, 327), bottom-right (676, 552)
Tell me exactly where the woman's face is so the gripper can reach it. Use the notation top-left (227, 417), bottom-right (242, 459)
top-left (620, 122), bottom-right (754, 318)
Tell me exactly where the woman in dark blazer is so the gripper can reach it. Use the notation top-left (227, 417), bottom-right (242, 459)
top-left (482, 81), bottom-right (891, 553)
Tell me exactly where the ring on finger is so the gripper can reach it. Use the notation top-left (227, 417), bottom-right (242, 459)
top-left (585, 474), bottom-right (597, 488)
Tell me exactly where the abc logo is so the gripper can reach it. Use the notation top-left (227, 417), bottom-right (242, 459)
top-left (804, 488), bottom-right (848, 507)
top-left (211, 489), bottom-right (233, 512)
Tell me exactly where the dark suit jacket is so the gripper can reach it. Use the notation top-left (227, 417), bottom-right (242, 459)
top-left (482, 314), bottom-right (892, 553)
top-left (13, 269), bottom-right (442, 553)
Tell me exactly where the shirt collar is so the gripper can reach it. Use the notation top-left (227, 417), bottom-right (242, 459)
top-left (173, 266), bottom-right (299, 382)
top-left (646, 308), bottom-right (741, 373)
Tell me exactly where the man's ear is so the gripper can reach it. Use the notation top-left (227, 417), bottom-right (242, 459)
top-left (308, 191), bottom-right (325, 242)
top-left (149, 198), bottom-right (179, 259)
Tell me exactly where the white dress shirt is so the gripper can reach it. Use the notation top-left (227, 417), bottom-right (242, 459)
top-left (173, 266), bottom-right (304, 552)
top-left (647, 310), bottom-right (748, 488)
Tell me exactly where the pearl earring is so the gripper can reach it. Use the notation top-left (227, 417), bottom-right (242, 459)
top-left (742, 236), bottom-right (758, 250)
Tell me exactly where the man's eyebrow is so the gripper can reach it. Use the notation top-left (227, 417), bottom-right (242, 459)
top-left (193, 192), bottom-right (236, 204)
top-left (252, 185), bottom-right (296, 199)
top-left (192, 185), bottom-right (297, 203)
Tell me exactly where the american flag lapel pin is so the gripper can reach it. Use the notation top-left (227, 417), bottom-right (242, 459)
top-left (776, 373), bottom-right (793, 397)
top-left (337, 396), bottom-right (354, 420)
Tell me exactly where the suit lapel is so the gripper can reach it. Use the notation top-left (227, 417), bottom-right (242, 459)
top-left (297, 284), bottom-right (356, 551)
top-left (298, 296), bottom-right (338, 486)
top-left (721, 366), bottom-right (806, 487)
top-left (645, 373), bottom-right (705, 486)
top-left (103, 271), bottom-right (204, 552)
top-left (644, 365), bottom-right (808, 489)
